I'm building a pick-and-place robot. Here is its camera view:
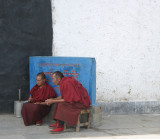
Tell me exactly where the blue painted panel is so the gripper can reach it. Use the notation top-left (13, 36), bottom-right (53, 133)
top-left (29, 56), bottom-right (96, 105)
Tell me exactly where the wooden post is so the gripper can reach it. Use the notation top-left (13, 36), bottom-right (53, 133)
top-left (87, 109), bottom-right (91, 129)
top-left (64, 123), bottom-right (67, 131)
top-left (76, 114), bottom-right (81, 132)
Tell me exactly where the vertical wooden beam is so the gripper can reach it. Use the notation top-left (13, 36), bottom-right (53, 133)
top-left (76, 114), bottom-right (81, 132)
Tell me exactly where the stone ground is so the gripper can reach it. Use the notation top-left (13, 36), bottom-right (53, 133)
top-left (0, 114), bottom-right (160, 139)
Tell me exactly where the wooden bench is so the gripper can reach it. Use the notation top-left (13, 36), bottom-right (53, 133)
top-left (64, 108), bottom-right (91, 132)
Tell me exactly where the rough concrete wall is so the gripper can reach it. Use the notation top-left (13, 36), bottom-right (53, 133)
top-left (51, 0), bottom-right (160, 102)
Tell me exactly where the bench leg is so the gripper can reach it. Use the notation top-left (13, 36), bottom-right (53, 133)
top-left (64, 123), bottom-right (67, 131)
top-left (87, 111), bottom-right (91, 129)
top-left (76, 114), bottom-right (80, 132)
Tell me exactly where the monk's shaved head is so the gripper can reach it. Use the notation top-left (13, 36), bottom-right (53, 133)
top-left (53, 71), bottom-right (64, 79)
top-left (52, 71), bottom-right (64, 85)
top-left (37, 72), bottom-right (46, 79)
top-left (36, 72), bottom-right (46, 87)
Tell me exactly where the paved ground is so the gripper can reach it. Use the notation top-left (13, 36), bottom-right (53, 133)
top-left (0, 114), bottom-right (160, 139)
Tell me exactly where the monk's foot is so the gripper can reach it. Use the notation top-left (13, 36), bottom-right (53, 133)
top-left (36, 120), bottom-right (42, 126)
top-left (49, 123), bottom-right (59, 129)
top-left (49, 120), bottom-right (59, 129)
top-left (49, 125), bottom-right (64, 134)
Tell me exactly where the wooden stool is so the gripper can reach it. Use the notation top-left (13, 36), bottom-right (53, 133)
top-left (64, 108), bottom-right (91, 132)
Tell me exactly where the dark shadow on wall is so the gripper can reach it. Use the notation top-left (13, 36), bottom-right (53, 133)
top-left (0, 0), bottom-right (53, 113)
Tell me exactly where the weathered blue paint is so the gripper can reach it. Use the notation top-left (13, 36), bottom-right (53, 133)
top-left (29, 56), bottom-right (96, 105)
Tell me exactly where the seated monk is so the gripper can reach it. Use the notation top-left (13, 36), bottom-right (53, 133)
top-left (21, 72), bottom-right (56, 126)
top-left (45, 71), bottom-right (91, 133)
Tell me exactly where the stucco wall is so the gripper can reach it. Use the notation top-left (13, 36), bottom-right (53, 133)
top-left (51, 0), bottom-right (160, 102)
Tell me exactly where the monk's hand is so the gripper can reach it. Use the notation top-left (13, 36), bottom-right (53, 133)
top-left (28, 97), bottom-right (33, 102)
top-left (45, 99), bottom-right (54, 106)
top-left (34, 102), bottom-right (48, 105)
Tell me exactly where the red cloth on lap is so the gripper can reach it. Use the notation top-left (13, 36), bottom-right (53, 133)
top-left (21, 102), bottom-right (51, 126)
top-left (53, 102), bottom-right (87, 126)
top-left (21, 83), bottom-right (56, 126)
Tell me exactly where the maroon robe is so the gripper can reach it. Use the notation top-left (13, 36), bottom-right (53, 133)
top-left (21, 83), bottom-right (56, 126)
top-left (53, 77), bottom-right (91, 126)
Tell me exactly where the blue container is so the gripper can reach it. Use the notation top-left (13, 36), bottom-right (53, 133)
top-left (29, 56), bottom-right (96, 105)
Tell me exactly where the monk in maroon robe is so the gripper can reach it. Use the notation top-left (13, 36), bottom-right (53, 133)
top-left (45, 71), bottom-right (91, 133)
top-left (21, 72), bottom-right (56, 126)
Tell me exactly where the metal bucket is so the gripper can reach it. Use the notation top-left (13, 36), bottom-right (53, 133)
top-left (14, 101), bottom-right (24, 118)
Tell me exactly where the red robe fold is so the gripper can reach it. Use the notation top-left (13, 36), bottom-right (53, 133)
top-left (53, 77), bottom-right (91, 126)
top-left (21, 83), bottom-right (56, 126)
top-left (30, 83), bottom-right (56, 103)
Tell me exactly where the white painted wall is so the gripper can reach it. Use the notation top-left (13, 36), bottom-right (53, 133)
top-left (51, 0), bottom-right (160, 102)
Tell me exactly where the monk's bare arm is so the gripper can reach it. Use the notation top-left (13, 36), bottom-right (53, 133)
top-left (34, 102), bottom-right (48, 105)
top-left (42, 96), bottom-right (62, 105)
top-left (35, 96), bottom-right (63, 105)
top-left (45, 98), bottom-right (65, 105)
top-left (49, 96), bottom-right (62, 100)
top-left (52, 99), bottom-right (65, 103)
top-left (53, 96), bottom-right (62, 100)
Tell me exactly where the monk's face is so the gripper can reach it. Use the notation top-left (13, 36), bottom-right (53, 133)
top-left (52, 74), bottom-right (61, 85)
top-left (36, 75), bottom-right (45, 87)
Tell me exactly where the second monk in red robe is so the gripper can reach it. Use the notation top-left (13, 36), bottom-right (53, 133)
top-left (45, 71), bottom-right (91, 133)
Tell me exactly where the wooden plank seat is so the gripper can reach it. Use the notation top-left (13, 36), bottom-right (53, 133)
top-left (64, 107), bottom-right (91, 132)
